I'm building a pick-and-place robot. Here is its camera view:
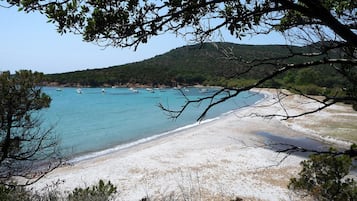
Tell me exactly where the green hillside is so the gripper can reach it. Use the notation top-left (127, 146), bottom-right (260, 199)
top-left (45, 42), bottom-right (345, 93)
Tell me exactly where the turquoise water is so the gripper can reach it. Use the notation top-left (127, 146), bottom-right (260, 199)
top-left (40, 87), bottom-right (263, 161)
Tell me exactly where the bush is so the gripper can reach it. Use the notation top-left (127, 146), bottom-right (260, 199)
top-left (67, 180), bottom-right (117, 201)
top-left (294, 84), bottom-right (324, 95)
top-left (0, 184), bottom-right (33, 201)
top-left (289, 147), bottom-right (357, 201)
top-left (0, 180), bottom-right (117, 201)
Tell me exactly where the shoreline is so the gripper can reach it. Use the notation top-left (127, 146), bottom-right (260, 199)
top-left (43, 86), bottom-right (263, 164)
top-left (66, 90), bottom-right (264, 164)
top-left (67, 117), bottom-right (220, 164)
top-left (29, 88), bottom-right (356, 200)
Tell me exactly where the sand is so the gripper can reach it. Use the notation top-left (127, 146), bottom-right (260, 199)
top-left (29, 88), bottom-right (356, 201)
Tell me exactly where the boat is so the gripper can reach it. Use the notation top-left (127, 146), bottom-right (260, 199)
top-left (56, 88), bottom-right (62, 91)
top-left (199, 88), bottom-right (208, 93)
top-left (146, 88), bottom-right (155, 93)
top-left (76, 88), bottom-right (82, 94)
top-left (129, 88), bottom-right (139, 93)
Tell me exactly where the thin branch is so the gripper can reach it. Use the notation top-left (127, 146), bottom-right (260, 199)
top-left (161, 57), bottom-right (356, 121)
top-left (262, 101), bottom-right (336, 120)
top-left (273, 143), bottom-right (357, 158)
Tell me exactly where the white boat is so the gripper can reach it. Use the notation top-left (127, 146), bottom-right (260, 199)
top-left (76, 88), bottom-right (82, 94)
top-left (56, 88), bottom-right (62, 91)
top-left (199, 88), bottom-right (208, 93)
top-left (129, 88), bottom-right (139, 93)
top-left (146, 88), bottom-right (154, 93)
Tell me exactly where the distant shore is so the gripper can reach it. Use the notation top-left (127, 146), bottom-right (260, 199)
top-left (42, 82), bottom-right (211, 89)
top-left (29, 88), bottom-right (356, 200)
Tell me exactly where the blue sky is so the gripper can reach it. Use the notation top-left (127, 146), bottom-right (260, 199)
top-left (1, 6), bottom-right (287, 74)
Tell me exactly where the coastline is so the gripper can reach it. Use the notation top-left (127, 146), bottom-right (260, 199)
top-left (67, 117), bottom-right (219, 164)
top-left (64, 89), bottom-right (264, 164)
top-left (29, 88), bottom-right (356, 200)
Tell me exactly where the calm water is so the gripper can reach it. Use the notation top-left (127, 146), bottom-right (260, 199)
top-left (40, 87), bottom-right (263, 161)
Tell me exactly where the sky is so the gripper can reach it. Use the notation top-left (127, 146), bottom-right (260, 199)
top-left (1, 6), bottom-right (287, 74)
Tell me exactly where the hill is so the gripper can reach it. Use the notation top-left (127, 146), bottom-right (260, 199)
top-left (44, 42), bottom-right (345, 92)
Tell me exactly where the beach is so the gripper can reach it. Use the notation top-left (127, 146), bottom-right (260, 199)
top-left (30, 88), bottom-right (356, 201)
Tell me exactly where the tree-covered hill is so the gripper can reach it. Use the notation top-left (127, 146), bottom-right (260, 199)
top-left (44, 42), bottom-right (345, 93)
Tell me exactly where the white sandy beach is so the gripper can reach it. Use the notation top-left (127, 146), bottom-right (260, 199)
top-left (30, 88), bottom-right (356, 201)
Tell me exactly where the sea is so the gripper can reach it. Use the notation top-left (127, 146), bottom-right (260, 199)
top-left (39, 87), bottom-right (264, 162)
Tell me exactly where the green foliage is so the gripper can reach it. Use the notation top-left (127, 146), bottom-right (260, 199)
top-left (45, 43), bottom-right (281, 86)
top-left (261, 79), bottom-right (282, 88)
top-left (9, 1), bottom-right (356, 50)
top-left (0, 184), bottom-right (32, 201)
top-left (67, 180), bottom-right (117, 201)
top-left (293, 84), bottom-right (325, 96)
top-left (0, 70), bottom-right (56, 180)
top-left (0, 180), bottom-right (117, 201)
top-left (289, 148), bottom-right (357, 201)
top-left (295, 68), bottom-right (320, 86)
top-left (45, 43), bottom-right (348, 93)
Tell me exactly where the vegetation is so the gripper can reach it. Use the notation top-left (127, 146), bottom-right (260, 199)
top-left (44, 42), bottom-right (348, 96)
top-left (289, 146), bottom-right (357, 201)
top-left (44, 43), bottom-right (300, 87)
top-left (0, 70), bottom-right (60, 183)
top-left (0, 180), bottom-right (117, 201)
top-left (67, 180), bottom-right (117, 201)
top-left (0, 183), bottom-right (33, 201)
top-left (1, 0), bottom-right (356, 200)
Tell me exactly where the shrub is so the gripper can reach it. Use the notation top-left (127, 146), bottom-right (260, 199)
top-left (0, 184), bottom-right (32, 201)
top-left (67, 180), bottom-right (117, 201)
top-left (294, 84), bottom-right (324, 95)
top-left (289, 147), bottom-right (357, 201)
top-left (0, 180), bottom-right (117, 201)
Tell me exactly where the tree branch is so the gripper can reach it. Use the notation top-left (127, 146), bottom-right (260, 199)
top-left (273, 143), bottom-right (357, 158)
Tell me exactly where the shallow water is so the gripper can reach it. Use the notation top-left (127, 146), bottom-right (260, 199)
top-left (39, 87), bottom-right (263, 160)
